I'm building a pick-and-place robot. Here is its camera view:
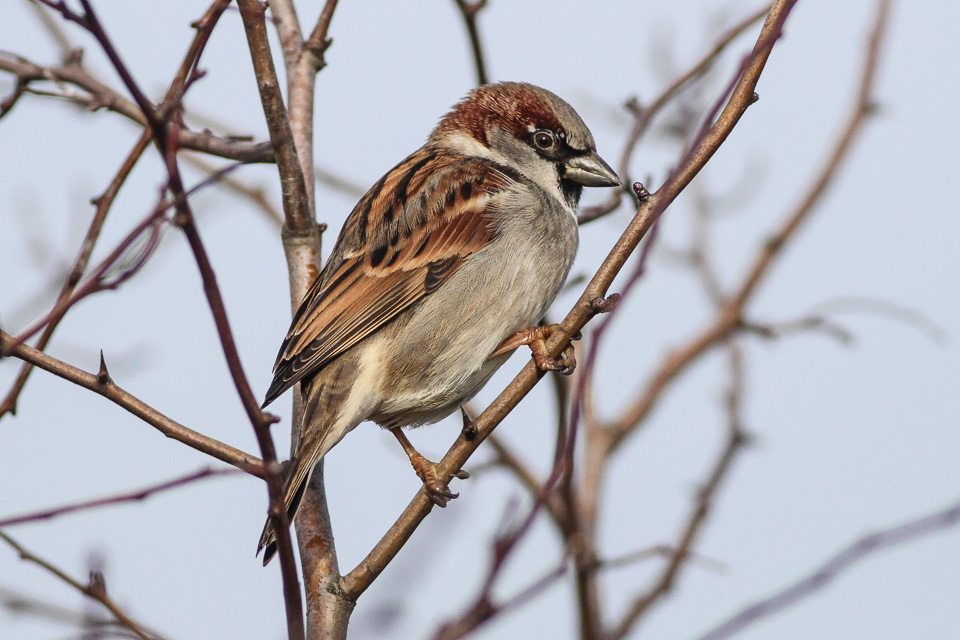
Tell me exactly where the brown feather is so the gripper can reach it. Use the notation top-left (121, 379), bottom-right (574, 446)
top-left (261, 153), bottom-right (512, 407)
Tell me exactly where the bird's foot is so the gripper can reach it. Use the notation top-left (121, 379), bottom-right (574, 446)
top-left (493, 324), bottom-right (578, 375)
top-left (408, 453), bottom-right (470, 507)
top-left (391, 427), bottom-right (469, 507)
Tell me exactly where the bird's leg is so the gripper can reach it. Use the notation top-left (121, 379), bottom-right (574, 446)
top-left (390, 428), bottom-right (469, 507)
top-left (491, 324), bottom-right (578, 375)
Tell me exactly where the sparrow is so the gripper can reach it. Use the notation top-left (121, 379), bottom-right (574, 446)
top-left (258, 82), bottom-right (619, 564)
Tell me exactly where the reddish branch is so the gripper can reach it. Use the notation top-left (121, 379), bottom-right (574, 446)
top-left (2, 2), bottom-right (899, 639)
top-left (605, 0), bottom-right (889, 450)
top-left (28, 2), bottom-right (306, 636)
top-left (0, 0), bottom-right (272, 417)
top-left (0, 51), bottom-right (273, 162)
top-left (578, 4), bottom-right (771, 224)
top-left (0, 130), bottom-right (151, 418)
top-left (0, 467), bottom-right (239, 528)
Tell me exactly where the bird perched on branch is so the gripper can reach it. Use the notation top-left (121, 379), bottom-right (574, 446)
top-left (258, 82), bottom-right (619, 564)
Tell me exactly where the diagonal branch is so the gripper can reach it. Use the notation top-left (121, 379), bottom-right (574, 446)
top-left (0, 531), bottom-right (160, 640)
top-left (9, 3), bottom-right (306, 633)
top-left (606, 0), bottom-right (890, 451)
top-left (340, 0), bottom-right (798, 601)
top-left (695, 495), bottom-right (960, 640)
top-left (578, 3), bottom-right (771, 224)
top-left (0, 467), bottom-right (240, 528)
top-left (0, 52), bottom-right (273, 162)
top-left (0, 130), bottom-right (152, 419)
top-left (609, 341), bottom-right (749, 639)
top-left (0, 330), bottom-right (264, 476)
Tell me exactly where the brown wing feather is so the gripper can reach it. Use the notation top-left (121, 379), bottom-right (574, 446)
top-left (261, 152), bottom-right (511, 407)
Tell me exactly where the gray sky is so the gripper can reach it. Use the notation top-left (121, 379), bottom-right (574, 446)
top-left (1, 1), bottom-right (958, 639)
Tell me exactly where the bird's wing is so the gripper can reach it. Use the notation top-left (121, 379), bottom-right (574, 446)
top-left (262, 152), bottom-right (515, 407)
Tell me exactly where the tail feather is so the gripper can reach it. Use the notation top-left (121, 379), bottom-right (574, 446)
top-left (257, 473), bottom-right (309, 566)
top-left (257, 360), bottom-right (362, 565)
top-left (256, 424), bottom-right (351, 565)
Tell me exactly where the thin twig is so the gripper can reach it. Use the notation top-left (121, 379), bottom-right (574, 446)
top-left (0, 52), bottom-right (272, 162)
top-left (12, 205), bottom-right (170, 345)
top-left (0, 130), bottom-right (152, 419)
top-left (0, 532), bottom-right (160, 640)
top-left (0, 586), bottom-right (133, 637)
top-left (184, 154), bottom-right (284, 227)
top-left (609, 341), bottom-right (749, 639)
top-left (433, 555), bottom-right (567, 640)
top-left (0, 331), bottom-right (264, 475)
top-left (453, 0), bottom-right (489, 86)
top-left (485, 434), bottom-right (569, 526)
top-left (0, 467), bottom-right (239, 528)
top-left (606, 0), bottom-right (889, 449)
top-left (695, 496), bottom-right (960, 640)
top-left (10, 157), bottom-right (253, 348)
top-left (578, 3), bottom-right (771, 224)
top-left (3, 0), bottom-right (262, 417)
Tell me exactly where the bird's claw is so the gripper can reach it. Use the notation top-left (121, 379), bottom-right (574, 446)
top-left (494, 324), bottom-right (578, 375)
top-left (409, 455), bottom-right (468, 507)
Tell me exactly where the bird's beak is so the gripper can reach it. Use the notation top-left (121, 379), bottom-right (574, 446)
top-left (564, 152), bottom-right (621, 188)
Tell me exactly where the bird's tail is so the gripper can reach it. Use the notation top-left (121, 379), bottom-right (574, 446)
top-left (257, 364), bottom-right (362, 565)
top-left (256, 427), bottom-right (341, 565)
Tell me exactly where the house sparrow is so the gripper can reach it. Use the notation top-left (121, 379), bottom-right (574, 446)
top-left (258, 82), bottom-right (619, 564)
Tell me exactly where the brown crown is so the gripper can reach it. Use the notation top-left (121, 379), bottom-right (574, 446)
top-left (433, 82), bottom-right (565, 146)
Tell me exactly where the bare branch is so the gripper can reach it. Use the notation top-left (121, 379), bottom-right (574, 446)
top-left (433, 555), bottom-right (566, 640)
top-left (695, 496), bottom-right (960, 640)
top-left (0, 330), bottom-right (264, 476)
top-left (268, 0), bottom-right (304, 69)
top-left (0, 532), bottom-right (160, 640)
top-left (0, 54), bottom-right (272, 162)
top-left (607, 0), bottom-right (889, 449)
top-left (314, 165), bottom-right (367, 199)
top-left (0, 130), bottom-right (152, 419)
top-left (183, 153), bottom-right (285, 226)
top-left (742, 316), bottom-right (855, 344)
top-left (453, 0), bottom-right (489, 86)
top-left (809, 295), bottom-right (949, 344)
top-left (729, 1), bottom-right (889, 309)
top-left (485, 434), bottom-right (570, 527)
top-left (609, 341), bottom-right (749, 639)
top-left (274, 0), bottom-right (340, 215)
top-left (236, 0), bottom-right (314, 234)
top-left (578, 3), bottom-right (771, 224)
top-left (251, 2), bottom-right (348, 636)
top-left (594, 545), bottom-right (726, 574)
top-left (0, 467), bottom-right (239, 528)
top-left (570, 201), bottom-right (660, 639)
top-left (0, 586), bottom-right (136, 638)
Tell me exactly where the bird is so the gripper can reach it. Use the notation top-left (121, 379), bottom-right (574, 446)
top-left (258, 82), bottom-right (619, 564)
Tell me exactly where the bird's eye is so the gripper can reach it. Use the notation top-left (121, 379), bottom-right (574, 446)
top-left (533, 130), bottom-right (555, 150)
